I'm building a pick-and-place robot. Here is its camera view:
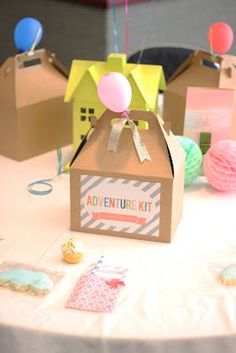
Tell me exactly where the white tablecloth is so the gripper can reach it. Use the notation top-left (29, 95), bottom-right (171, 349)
top-left (1, 146), bottom-right (236, 353)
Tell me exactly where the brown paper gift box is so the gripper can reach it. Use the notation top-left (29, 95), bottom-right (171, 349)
top-left (163, 50), bottom-right (236, 141)
top-left (70, 109), bottom-right (185, 243)
top-left (0, 49), bottom-right (72, 161)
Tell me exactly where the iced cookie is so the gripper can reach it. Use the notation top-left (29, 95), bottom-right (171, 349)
top-left (219, 264), bottom-right (236, 286)
top-left (62, 238), bottom-right (85, 264)
top-left (0, 268), bottom-right (54, 295)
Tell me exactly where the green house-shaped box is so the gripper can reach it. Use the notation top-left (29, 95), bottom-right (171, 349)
top-left (65, 53), bottom-right (166, 150)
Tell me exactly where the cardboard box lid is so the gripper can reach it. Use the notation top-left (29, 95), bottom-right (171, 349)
top-left (10, 49), bottom-right (69, 108)
top-left (167, 50), bottom-right (223, 97)
top-left (64, 53), bottom-right (166, 111)
top-left (71, 110), bottom-right (185, 180)
top-left (167, 50), bottom-right (236, 95)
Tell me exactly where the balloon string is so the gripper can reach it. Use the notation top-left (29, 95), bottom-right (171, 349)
top-left (124, 0), bottom-right (129, 55)
top-left (209, 27), bottom-right (213, 54)
top-left (28, 28), bottom-right (42, 56)
top-left (27, 148), bottom-right (64, 195)
top-left (111, 0), bottom-right (119, 53)
top-left (137, 0), bottom-right (154, 64)
top-left (209, 26), bottom-right (216, 63)
top-left (57, 147), bottom-right (63, 175)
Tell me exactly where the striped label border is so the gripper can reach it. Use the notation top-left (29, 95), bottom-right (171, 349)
top-left (80, 175), bottom-right (161, 237)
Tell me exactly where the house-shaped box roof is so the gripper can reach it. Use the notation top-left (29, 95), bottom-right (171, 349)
top-left (65, 53), bottom-right (166, 112)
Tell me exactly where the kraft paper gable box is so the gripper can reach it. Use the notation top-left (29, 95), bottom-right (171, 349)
top-left (0, 48), bottom-right (72, 161)
top-left (163, 50), bottom-right (236, 145)
top-left (70, 109), bottom-right (185, 243)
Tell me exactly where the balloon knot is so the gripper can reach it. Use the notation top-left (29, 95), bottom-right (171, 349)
top-left (120, 110), bottom-right (130, 118)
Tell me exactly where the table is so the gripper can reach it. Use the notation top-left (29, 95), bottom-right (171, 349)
top-left (1, 146), bottom-right (236, 353)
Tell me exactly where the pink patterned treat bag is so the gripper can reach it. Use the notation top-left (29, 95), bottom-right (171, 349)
top-left (66, 259), bottom-right (127, 312)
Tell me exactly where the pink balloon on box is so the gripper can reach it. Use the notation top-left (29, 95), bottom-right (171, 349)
top-left (97, 72), bottom-right (132, 113)
top-left (208, 22), bottom-right (234, 54)
top-left (203, 140), bottom-right (236, 192)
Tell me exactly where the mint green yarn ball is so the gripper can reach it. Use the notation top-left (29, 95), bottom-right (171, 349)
top-left (177, 136), bottom-right (203, 186)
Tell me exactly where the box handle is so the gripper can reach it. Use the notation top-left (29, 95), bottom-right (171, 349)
top-left (192, 51), bottom-right (221, 68)
top-left (111, 117), bottom-right (149, 130)
top-left (103, 109), bottom-right (163, 134)
top-left (22, 57), bottom-right (42, 68)
top-left (16, 50), bottom-right (52, 69)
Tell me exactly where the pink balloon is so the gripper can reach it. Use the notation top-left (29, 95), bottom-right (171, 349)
top-left (97, 72), bottom-right (132, 113)
top-left (208, 22), bottom-right (234, 54)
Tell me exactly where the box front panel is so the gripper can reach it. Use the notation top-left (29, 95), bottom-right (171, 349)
top-left (80, 174), bottom-right (161, 237)
top-left (18, 97), bottom-right (72, 160)
top-left (184, 87), bottom-right (234, 147)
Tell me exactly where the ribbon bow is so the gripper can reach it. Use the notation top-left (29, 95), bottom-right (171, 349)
top-left (107, 112), bottom-right (152, 163)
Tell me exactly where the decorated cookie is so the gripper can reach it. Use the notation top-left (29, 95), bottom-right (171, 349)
top-left (219, 264), bottom-right (236, 286)
top-left (62, 238), bottom-right (85, 264)
top-left (0, 268), bottom-right (54, 295)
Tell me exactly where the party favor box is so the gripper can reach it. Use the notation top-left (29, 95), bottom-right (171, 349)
top-left (70, 110), bottom-right (185, 243)
top-left (163, 50), bottom-right (236, 152)
top-left (0, 49), bottom-right (72, 161)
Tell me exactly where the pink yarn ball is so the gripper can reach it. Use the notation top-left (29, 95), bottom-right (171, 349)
top-left (203, 140), bottom-right (236, 192)
top-left (97, 72), bottom-right (132, 113)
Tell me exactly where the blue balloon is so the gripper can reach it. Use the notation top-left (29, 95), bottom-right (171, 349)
top-left (14, 17), bottom-right (43, 52)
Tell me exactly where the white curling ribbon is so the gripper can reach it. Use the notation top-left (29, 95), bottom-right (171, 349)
top-left (107, 115), bottom-right (152, 163)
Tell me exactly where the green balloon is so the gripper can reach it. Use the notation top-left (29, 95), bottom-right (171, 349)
top-left (177, 136), bottom-right (203, 186)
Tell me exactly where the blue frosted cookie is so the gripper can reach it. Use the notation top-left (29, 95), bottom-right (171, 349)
top-left (0, 268), bottom-right (54, 295)
top-left (219, 264), bottom-right (236, 286)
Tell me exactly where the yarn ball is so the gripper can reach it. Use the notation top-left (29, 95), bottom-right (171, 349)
top-left (177, 136), bottom-right (203, 186)
top-left (203, 140), bottom-right (236, 192)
